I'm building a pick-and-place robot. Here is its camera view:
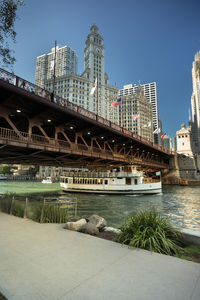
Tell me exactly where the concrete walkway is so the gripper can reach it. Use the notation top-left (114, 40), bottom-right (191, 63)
top-left (0, 212), bottom-right (200, 300)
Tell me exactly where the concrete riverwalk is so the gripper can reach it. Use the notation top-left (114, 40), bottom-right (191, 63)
top-left (0, 212), bottom-right (200, 300)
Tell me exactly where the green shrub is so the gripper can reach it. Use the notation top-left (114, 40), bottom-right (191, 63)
top-left (13, 204), bottom-right (24, 218)
top-left (116, 209), bottom-right (184, 256)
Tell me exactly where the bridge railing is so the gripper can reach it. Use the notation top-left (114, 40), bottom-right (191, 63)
top-left (0, 67), bottom-right (172, 156)
top-left (0, 126), bottom-right (169, 168)
top-left (0, 127), bottom-right (114, 157)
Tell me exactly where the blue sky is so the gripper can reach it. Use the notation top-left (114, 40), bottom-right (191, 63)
top-left (7, 0), bottom-right (200, 139)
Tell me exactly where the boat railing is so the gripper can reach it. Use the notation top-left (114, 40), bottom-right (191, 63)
top-left (61, 171), bottom-right (142, 178)
top-left (143, 178), bottom-right (161, 183)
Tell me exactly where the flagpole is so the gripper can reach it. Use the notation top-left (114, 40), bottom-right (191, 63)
top-left (52, 40), bottom-right (57, 96)
top-left (96, 75), bottom-right (98, 115)
top-left (121, 97), bottom-right (123, 128)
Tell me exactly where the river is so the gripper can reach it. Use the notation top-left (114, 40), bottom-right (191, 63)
top-left (0, 181), bottom-right (200, 230)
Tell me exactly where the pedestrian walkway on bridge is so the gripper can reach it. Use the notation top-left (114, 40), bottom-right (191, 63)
top-left (0, 212), bottom-right (200, 300)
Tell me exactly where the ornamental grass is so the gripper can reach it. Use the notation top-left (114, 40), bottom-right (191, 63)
top-left (116, 209), bottom-right (184, 256)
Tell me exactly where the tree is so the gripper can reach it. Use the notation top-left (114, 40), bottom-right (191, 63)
top-left (28, 166), bottom-right (39, 176)
top-left (2, 165), bottom-right (12, 174)
top-left (0, 0), bottom-right (24, 67)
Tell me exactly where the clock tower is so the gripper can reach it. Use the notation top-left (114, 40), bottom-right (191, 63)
top-left (82, 24), bottom-right (118, 124)
top-left (84, 24), bottom-right (105, 85)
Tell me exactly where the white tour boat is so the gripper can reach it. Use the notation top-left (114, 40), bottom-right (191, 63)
top-left (60, 166), bottom-right (162, 195)
top-left (0, 174), bottom-right (7, 180)
top-left (42, 177), bottom-right (52, 184)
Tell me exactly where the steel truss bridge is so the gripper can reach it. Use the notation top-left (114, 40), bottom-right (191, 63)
top-left (0, 68), bottom-right (172, 170)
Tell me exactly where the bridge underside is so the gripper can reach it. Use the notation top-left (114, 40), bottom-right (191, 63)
top-left (0, 77), bottom-right (172, 170)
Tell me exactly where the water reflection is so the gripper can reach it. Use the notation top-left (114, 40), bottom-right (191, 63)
top-left (0, 182), bottom-right (200, 230)
top-left (66, 185), bottom-right (200, 230)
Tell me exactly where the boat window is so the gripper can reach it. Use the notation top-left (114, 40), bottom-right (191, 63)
top-left (126, 178), bottom-right (131, 185)
top-left (97, 179), bottom-right (103, 184)
top-left (65, 178), bottom-right (68, 183)
top-left (104, 180), bottom-right (108, 185)
top-left (134, 179), bottom-right (138, 185)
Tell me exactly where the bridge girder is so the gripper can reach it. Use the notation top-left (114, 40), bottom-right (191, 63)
top-left (0, 69), bottom-right (173, 170)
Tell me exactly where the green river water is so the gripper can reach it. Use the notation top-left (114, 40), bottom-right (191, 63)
top-left (0, 181), bottom-right (200, 230)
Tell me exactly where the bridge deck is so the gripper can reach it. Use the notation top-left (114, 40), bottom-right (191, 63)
top-left (0, 68), bottom-right (172, 169)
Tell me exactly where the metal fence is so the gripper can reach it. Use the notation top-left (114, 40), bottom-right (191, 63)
top-left (0, 194), bottom-right (77, 223)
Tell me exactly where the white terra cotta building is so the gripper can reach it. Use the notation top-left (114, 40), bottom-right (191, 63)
top-left (176, 124), bottom-right (193, 156)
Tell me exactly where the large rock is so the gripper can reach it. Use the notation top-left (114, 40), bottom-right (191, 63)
top-left (103, 227), bottom-right (121, 234)
top-left (86, 214), bottom-right (107, 230)
top-left (64, 218), bottom-right (87, 231)
top-left (78, 222), bottom-right (99, 236)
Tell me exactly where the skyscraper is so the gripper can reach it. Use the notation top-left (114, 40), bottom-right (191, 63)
top-left (191, 51), bottom-right (200, 154)
top-left (118, 82), bottom-right (159, 144)
top-left (82, 24), bottom-right (119, 121)
top-left (119, 86), bottom-right (153, 142)
top-left (35, 25), bottom-right (119, 125)
top-left (35, 45), bottom-right (78, 89)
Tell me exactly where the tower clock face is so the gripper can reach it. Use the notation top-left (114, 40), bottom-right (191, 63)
top-left (95, 47), bottom-right (101, 53)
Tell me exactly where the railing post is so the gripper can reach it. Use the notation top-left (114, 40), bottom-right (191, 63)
top-left (40, 199), bottom-right (45, 223)
top-left (10, 195), bottom-right (15, 215)
top-left (24, 197), bottom-right (28, 218)
top-left (15, 76), bottom-right (19, 87)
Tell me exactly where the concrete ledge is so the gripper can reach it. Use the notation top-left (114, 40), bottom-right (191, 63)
top-left (181, 228), bottom-right (200, 245)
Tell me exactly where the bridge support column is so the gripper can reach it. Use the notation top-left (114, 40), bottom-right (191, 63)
top-left (29, 120), bottom-right (50, 140)
top-left (55, 128), bottom-right (72, 146)
top-left (92, 138), bottom-right (103, 152)
top-left (75, 133), bottom-right (89, 149)
top-left (28, 120), bottom-right (33, 135)
top-left (0, 110), bottom-right (24, 139)
top-left (104, 141), bottom-right (114, 153)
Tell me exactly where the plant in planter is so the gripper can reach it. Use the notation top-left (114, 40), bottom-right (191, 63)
top-left (116, 209), bottom-right (184, 256)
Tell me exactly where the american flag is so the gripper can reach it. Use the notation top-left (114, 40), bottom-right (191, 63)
top-left (111, 98), bottom-right (122, 107)
top-left (161, 134), bottom-right (168, 139)
top-left (132, 113), bottom-right (140, 120)
top-left (90, 78), bottom-right (97, 95)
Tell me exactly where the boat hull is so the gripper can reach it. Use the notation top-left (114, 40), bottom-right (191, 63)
top-left (60, 182), bottom-right (162, 195)
top-left (62, 189), bottom-right (162, 195)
